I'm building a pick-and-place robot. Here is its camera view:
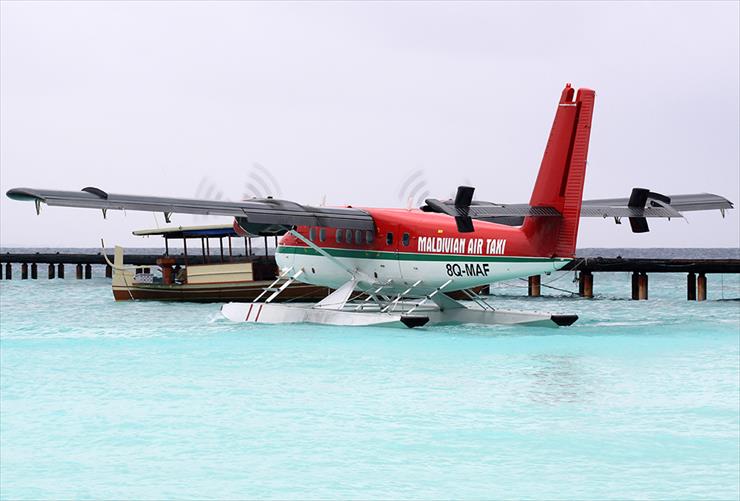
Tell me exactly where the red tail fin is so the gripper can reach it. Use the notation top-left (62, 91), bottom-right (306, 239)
top-left (524, 84), bottom-right (595, 257)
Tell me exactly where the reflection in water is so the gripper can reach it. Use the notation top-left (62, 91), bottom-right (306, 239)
top-left (525, 355), bottom-right (595, 405)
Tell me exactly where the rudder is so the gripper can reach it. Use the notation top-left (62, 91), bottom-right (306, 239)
top-left (524, 84), bottom-right (596, 257)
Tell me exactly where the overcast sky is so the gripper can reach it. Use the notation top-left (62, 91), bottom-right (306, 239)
top-left (1, 1), bottom-right (738, 248)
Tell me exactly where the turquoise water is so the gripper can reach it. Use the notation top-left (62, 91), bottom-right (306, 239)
top-left (1, 270), bottom-right (739, 500)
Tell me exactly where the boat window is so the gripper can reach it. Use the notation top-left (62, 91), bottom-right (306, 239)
top-left (345, 229), bottom-right (353, 244)
top-left (402, 232), bottom-right (410, 247)
top-left (386, 232), bottom-right (393, 245)
top-left (336, 229), bottom-right (343, 243)
top-left (309, 227), bottom-right (316, 241)
top-left (355, 230), bottom-right (362, 245)
top-left (319, 228), bottom-right (326, 242)
top-left (366, 230), bottom-right (374, 244)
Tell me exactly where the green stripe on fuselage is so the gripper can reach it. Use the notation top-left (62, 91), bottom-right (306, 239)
top-left (277, 245), bottom-right (570, 264)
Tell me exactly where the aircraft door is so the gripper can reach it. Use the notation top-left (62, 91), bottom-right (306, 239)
top-left (372, 223), bottom-right (402, 286)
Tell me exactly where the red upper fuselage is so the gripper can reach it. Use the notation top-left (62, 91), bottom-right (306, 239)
top-left (280, 207), bottom-right (562, 258)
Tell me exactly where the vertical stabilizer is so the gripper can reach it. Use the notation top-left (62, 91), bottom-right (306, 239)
top-left (524, 84), bottom-right (595, 257)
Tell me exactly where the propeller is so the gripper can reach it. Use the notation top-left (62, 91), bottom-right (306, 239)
top-left (627, 187), bottom-right (672, 233)
top-left (424, 186), bottom-right (476, 233)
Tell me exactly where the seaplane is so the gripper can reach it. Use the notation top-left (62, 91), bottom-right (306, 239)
top-left (6, 84), bottom-right (734, 328)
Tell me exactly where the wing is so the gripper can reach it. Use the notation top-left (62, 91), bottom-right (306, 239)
top-left (422, 187), bottom-right (734, 233)
top-left (582, 193), bottom-right (734, 213)
top-left (6, 187), bottom-right (374, 235)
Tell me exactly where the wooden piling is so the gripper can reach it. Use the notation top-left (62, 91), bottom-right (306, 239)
top-left (638, 272), bottom-right (648, 300)
top-left (4, 262), bottom-right (10, 280)
top-left (581, 271), bottom-right (594, 298)
top-left (21, 263), bottom-right (28, 279)
top-left (105, 264), bottom-right (112, 278)
top-left (697, 272), bottom-right (707, 301)
top-left (76, 263), bottom-right (83, 279)
top-left (84, 264), bottom-right (92, 279)
top-left (58, 263), bottom-right (64, 279)
top-left (528, 275), bottom-right (541, 297)
top-left (631, 272), bottom-right (639, 300)
top-left (687, 272), bottom-right (696, 300)
top-left (31, 263), bottom-right (37, 279)
top-left (48, 263), bottom-right (55, 279)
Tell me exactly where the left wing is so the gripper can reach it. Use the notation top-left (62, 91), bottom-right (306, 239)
top-left (6, 187), bottom-right (375, 235)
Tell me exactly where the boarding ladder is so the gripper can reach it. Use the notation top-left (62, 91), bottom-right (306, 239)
top-left (354, 281), bottom-right (394, 311)
top-left (381, 280), bottom-right (424, 313)
top-left (406, 279), bottom-right (454, 314)
top-left (253, 267), bottom-right (305, 304)
top-left (461, 287), bottom-right (496, 311)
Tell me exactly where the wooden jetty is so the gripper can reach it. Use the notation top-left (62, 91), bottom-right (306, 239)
top-left (1, 252), bottom-right (738, 301)
top-left (555, 257), bottom-right (740, 301)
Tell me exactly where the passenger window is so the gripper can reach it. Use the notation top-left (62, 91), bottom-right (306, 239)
top-left (402, 232), bottom-right (410, 247)
top-left (355, 230), bottom-right (362, 245)
top-left (386, 232), bottom-right (394, 245)
top-left (366, 230), bottom-right (374, 244)
top-left (319, 228), bottom-right (326, 242)
top-left (336, 229), bottom-right (343, 243)
top-left (345, 229), bottom-right (352, 244)
top-left (309, 227), bottom-right (316, 241)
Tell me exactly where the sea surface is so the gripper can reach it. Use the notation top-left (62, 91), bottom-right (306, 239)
top-left (1, 249), bottom-right (739, 500)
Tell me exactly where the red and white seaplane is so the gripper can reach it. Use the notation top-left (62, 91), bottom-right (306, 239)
top-left (7, 84), bottom-right (734, 328)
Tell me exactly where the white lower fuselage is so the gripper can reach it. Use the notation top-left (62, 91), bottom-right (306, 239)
top-left (276, 245), bottom-right (571, 295)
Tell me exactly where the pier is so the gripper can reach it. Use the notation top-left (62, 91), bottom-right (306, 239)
top-left (1, 252), bottom-right (738, 301)
top-left (0, 252), bottom-right (275, 282)
top-left (549, 257), bottom-right (740, 301)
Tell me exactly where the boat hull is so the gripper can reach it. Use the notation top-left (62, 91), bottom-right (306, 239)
top-left (113, 281), bottom-right (331, 302)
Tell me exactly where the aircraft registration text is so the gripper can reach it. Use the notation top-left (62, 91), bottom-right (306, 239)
top-left (446, 263), bottom-right (491, 277)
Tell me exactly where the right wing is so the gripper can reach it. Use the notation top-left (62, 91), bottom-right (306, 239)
top-left (422, 186), bottom-right (734, 233)
top-left (6, 187), bottom-right (375, 235)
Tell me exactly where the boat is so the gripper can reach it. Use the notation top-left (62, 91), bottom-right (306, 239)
top-left (107, 224), bottom-right (331, 302)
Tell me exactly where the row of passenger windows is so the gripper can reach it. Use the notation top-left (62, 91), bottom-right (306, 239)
top-left (306, 228), bottom-right (411, 247)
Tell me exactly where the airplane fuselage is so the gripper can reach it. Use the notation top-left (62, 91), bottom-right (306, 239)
top-left (276, 208), bottom-right (571, 295)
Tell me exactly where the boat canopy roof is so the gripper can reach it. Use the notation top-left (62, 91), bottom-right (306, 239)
top-left (133, 224), bottom-right (239, 239)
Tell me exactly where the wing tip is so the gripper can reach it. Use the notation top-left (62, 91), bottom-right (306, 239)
top-left (6, 188), bottom-right (43, 202)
